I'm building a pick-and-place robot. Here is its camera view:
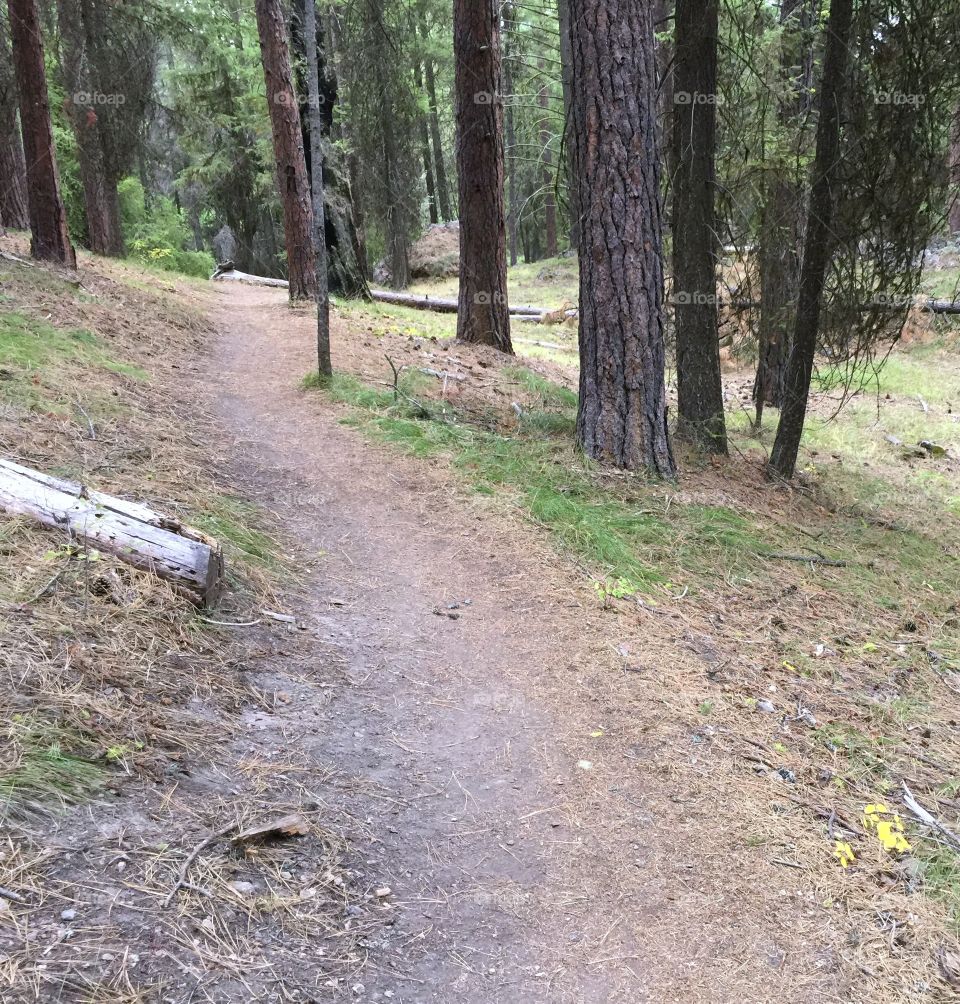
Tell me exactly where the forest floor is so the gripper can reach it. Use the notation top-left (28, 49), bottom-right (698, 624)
top-left (1, 235), bottom-right (959, 1002)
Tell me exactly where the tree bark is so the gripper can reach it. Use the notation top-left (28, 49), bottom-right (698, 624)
top-left (503, 3), bottom-right (519, 266)
top-left (571, 0), bottom-right (675, 476)
top-left (0, 6), bottom-right (28, 231)
top-left (769, 0), bottom-right (854, 479)
top-left (254, 0), bottom-right (316, 302)
top-left (7, 0), bottom-right (75, 266)
top-left (557, 0), bottom-right (579, 249)
top-left (303, 0), bottom-right (331, 379)
top-left (672, 0), bottom-right (727, 454)
top-left (423, 42), bottom-right (452, 223)
top-left (538, 59), bottom-right (558, 259)
top-left (454, 0), bottom-right (512, 352)
top-left (753, 0), bottom-right (813, 423)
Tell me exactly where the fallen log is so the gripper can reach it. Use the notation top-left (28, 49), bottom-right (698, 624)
top-left (211, 267), bottom-right (290, 289)
top-left (368, 288), bottom-right (547, 318)
top-left (0, 459), bottom-right (223, 605)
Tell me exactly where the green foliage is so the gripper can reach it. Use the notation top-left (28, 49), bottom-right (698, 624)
top-left (119, 178), bottom-right (214, 277)
top-left (193, 496), bottom-right (280, 570)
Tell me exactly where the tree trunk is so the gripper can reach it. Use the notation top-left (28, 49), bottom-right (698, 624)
top-left (423, 44), bottom-right (452, 223)
top-left (672, 0), bottom-right (726, 454)
top-left (415, 62), bottom-right (439, 226)
top-left (454, 0), bottom-right (512, 352)
top-left (538, 59), bottom-right (558, 259)
top-left (949, 104), bottom-right (960, 235)
top-left (571, 0), bottom-right (675, 476)
top-left (382, 98), bottom-right (411, 290)
top-left (303, 0), bottom-right (331, 379)
top-left (557, 0), bottom-right (578, 249)
top-left (753, 0), bottom-right (812, 423)
top-left (292, 4), bottom-right (369, 300)
top-left (0, 6), bottom-right (29, 231)
top-left (769, 0), bottom-right (854, 479)
top-left (7, 0), bottom-right (75, 267)
top-left (56, 0), bottom-right (114, 255)
top-left (504, 3), bottom-right (519, 266)
top-left (254, 0), bottom-right (316, 302)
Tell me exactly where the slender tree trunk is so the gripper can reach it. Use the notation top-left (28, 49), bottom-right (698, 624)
top-left (423, 45), bottom-right (452, 223)
top-left (454, 0), bottom-right (512, 352)
top-left (753, 0), bottom-right (812, 423)
top-left (382, 99), bottom-right (411, 290)
top-left (769, 0), bottom-right (854, 479)
top-left (672, 0), bottom-right (726, 454)
top-left (0, 6), bottom-right (28, 231)
top-left (538, 59), bottom-right (558, 259)
top-left (7, 0), bottom-right (75, 266)
top-left (415, 62), bottom-right (438, 226)
top-left (303, 0), bottom-right (331, 379)
top-left (557, 0), bottom-right (578, 250)
top-left (571, 0), bottom-right (675, 476)
top-left (949, 104), bottom-right (960, 235)
top-left (254, 0), bottom-right (316, 302)
top-left (503, 3), bottom-right (519, 266)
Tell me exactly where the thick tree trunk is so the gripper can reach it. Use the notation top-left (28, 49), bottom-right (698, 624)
top-left (0, 7), bottom-right (29, 231)
top-left (454, 0), bottom-right (512, 352)
top-left (753, 0), bottom-right (812, 423)
top-left (8, 0), bottom-right (75, 267)
top-left (254, 0), bottom-right (316, 302)
top-left (504, 3), bottom-right (519, 267)
top-left (557, 0), bottom-right (578, 249)
top-left (571, 0), bottom-right (675, 476)
top-left (303, 0), bottom-right (331, 379)
top-left (672, 0), bottom-right (727, 454)
top-left (538, 61), bottom-right (558, 259)
top-left (423, 46), bottom-right (452, 223)
top-left (769, 0), bottom-right (854, 479)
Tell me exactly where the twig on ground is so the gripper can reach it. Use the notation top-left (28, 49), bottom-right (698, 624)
top-left (0, 886), bottom-right (25, 902)
top-left (74, 397), bottom-right (96, 441)
top-left (163, 820), bottom-right (240, 907)
top-left (765, 551), bottom-right (848, 567)
top-left (902, 783), bottom-right (960, 854)
top-left (198, 616), bottom-right (262, 627)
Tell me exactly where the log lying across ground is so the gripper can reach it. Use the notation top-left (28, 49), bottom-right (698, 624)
top-left (0, 459), bottom-right (223, 605)
top-left (211, 267), bottom-right (290, 289)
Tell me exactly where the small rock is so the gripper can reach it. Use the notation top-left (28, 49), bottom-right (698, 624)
top-left (374, 886), bottom-right (392, 899)
top-left (60, 909), bottom-right (76, 921)
top-left (757, 699), bottom-right (777, 714)
top-left (229, 881), bottom-right (256, 896)
top-left (777, 768), bottom-right (797, 784)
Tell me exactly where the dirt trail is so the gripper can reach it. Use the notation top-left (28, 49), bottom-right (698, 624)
top-left (205, 283), bottom-right (842, 1002)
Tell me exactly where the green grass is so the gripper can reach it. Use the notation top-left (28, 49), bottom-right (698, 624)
top-left (917, 845), bottom-right (960, 934)
top-left (0, 309), bottom-right (148, 413)
top-left (313, 369), bottom-right (775, 592)
top-left (194, 495), bottom-right (281, 571)
top-left (0, 716), bottom-right (105, 822)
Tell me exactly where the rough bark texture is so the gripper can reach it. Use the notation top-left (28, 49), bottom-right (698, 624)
top-left (8, 0), bottom-right (75, 266)
top-left (571, 0), bottom-right (674, 476)
top-left (672, 0), bottom-right (726, 454)
top-left (454, 0), bottom-right (512, 352)
top-left (769, 0), bottom-right (854, 479)
top-left (504, 3), bottom-right (519, 266)
top-left (753, 0), bottom-right (813, 421)
top-left (254, 0), bottom-right (316, 302)
top-left (303, 0), bottom-right (331, 379)
top-left (557, 0), bottom-right (579, 249)
top-left (0, 6), bottom-right (28, 230)
top-left (424, 46), bottom-right (452, 224)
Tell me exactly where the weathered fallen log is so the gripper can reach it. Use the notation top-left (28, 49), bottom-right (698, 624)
top-left (212, 267), bottom-right (290, 289)
top-left (367, 288), bottom-right (547, 318)
top-left (0, 459), bottom-right (223, 605)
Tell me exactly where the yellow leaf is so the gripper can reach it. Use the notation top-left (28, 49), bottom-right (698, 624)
top-left (833, 839), bottom-right (856, 868)
top-left (590, 730), bottom-right (604, 738)
top-left (783, 660), bottom-right (797, 672)
top-left (862, 803), bottom-right (911, 853)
